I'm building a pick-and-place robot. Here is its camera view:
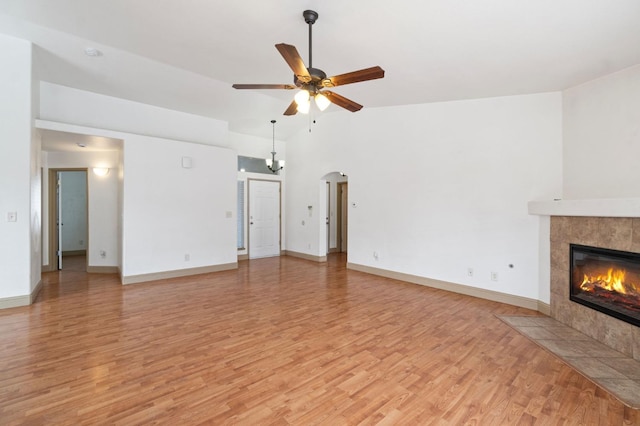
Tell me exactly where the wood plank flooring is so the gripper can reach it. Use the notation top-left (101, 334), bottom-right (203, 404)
top-left (0, 254), bottom-right (638, 425)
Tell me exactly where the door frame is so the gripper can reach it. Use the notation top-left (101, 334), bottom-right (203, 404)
top-left (46, 168), bottom-right (89, 271)
top-left (247, 178), bottom-right (282, 259)
top-left (326, 181), bottom-right (330, 254)
top-left (337, 181), bottom-right (348, 253)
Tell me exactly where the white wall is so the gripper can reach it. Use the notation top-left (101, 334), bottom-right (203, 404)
top-left (117, 149), bottom-right (124, 272)
top-left (228, 131), bottom-right (286, 161)
top-left (0, 35), bottom-right (38, 302)
top-left (563, 64), bottom-right (640, 199)
top-left (40, 82), bottom-right (228, 147)
top-left (30, 48), bottom-right (41, 294)
top-left (44, 151), bottom-right (120, 268)
top-left (286, 92), bottom-right (563, 300)
top-left (122, 135), bottom-right (236, 277)
top-left (40, 83), bottom-right (286, 161)
top-left (90, 164), bottom-right (120, 268)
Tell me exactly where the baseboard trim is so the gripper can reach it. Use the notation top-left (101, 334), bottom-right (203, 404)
top-left (238, 254), bottom-right (249, 261)
top-left (0, 295), bottom-right (30, 309)
top-left (283, 250), bottom-right (327, 263)
top-left (347, 262), bottom-right (540, 311)
top-left (30, 279), bottom-right (43, 304)
top-left (328, 248), bottom-right (340, 254)
top-left (41, 264), bottom-right (56, 272)
top-left (122, 262), bottom-right (238, 285)
top-left (87, 265), bottom-right (119, 274)
top-left (63, 250), bottom-right (86, 256)
top-left (537, 301), bottom-right (551, 316)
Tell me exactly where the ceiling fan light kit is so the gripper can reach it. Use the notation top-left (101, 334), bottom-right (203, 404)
top-left (314, 92), bottom-right (331, 111)
top-left (294, 89), bottom-right (310, 113)
top-left (232, 10), bottom-right (385, 116)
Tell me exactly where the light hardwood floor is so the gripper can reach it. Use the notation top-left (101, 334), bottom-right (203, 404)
top-left (0, 254), bottom-right (638, 425)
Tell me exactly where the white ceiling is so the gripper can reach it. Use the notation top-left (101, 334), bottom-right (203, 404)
top-left (1, 0), bottom-right (639, 140)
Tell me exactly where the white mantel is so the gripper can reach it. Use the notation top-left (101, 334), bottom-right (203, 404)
top-left (528, 198), bottom-right (640, 217)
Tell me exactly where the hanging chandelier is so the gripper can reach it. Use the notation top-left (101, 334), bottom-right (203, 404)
top-left (265, 119), bottom-right (284, 173)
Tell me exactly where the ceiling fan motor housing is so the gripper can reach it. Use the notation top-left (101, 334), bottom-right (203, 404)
top-left (294, 67), bottom-right (328, 91)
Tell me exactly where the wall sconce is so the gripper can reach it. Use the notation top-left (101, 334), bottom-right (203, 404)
top-left (92, 167), bottom-right (110, 176)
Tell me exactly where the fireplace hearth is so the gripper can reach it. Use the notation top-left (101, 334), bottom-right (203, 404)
top-left (570, 244), bottom-right (640, 327)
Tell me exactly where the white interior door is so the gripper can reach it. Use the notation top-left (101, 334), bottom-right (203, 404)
top-left (248, 180), bottom-right (281, 259)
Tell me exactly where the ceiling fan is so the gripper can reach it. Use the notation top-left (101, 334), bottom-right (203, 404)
top-left (232, 10), bottom-right (385, 116)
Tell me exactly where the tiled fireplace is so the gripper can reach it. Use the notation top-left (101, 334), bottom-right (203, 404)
top-left (550, 216), bottom-right (640, 361)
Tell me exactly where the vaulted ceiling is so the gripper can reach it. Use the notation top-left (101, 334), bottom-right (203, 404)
top-left (1, 0), bottom-right (639, 139)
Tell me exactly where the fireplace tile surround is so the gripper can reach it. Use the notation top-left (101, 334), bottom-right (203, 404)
top-left (550, 216), bottom-right (640, 361)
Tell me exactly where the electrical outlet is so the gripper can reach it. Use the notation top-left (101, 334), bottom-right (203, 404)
top-left (373, 251), bottom-right (379, 260)
top-left (100, 250), bottom-right (106, 258)
top-left (491, 271), bottom-right (498, 281)
top-left (467, 267), bottom-right (473, 277)
top-left (7, 212), bottom-right (17, 222)
top-left (185, 254), bottom-right (190, 261)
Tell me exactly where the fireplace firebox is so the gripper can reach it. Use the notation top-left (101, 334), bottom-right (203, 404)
top-left (570, 244), bottom-right (640, 327)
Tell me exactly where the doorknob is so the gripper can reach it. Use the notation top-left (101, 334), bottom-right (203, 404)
top-left (250, 222), bottom-right (254, 225)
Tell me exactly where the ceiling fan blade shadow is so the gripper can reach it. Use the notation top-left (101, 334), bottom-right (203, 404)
top-left (322, 66), bottom-right (385, 87)
top-left (323, 91), bottom-right (363, 112)
top-left (284, 100), bottom-right (298, 116)
top-left (276, 43), bottom-right (312, 83)
top-left (232, 84), bottom-right (296, 90)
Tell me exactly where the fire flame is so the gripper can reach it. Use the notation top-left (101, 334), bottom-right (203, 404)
top-left (581, 268), bottom-right (628, 294)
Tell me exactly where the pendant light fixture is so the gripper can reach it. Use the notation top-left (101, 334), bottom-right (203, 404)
top-left (265, 119), bottom-right (284, 173)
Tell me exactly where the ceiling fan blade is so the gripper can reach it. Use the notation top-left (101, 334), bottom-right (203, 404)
top-left (284, 100), bottom-right (298, 116)
top-left (275, 43), bottom-right (312, 83)
top-left (323, 91), bottom-right (363, 112)
top-left (232, 84), bottom-right (296, 90)
top-left (322, 66), bottom-right (385, 87)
